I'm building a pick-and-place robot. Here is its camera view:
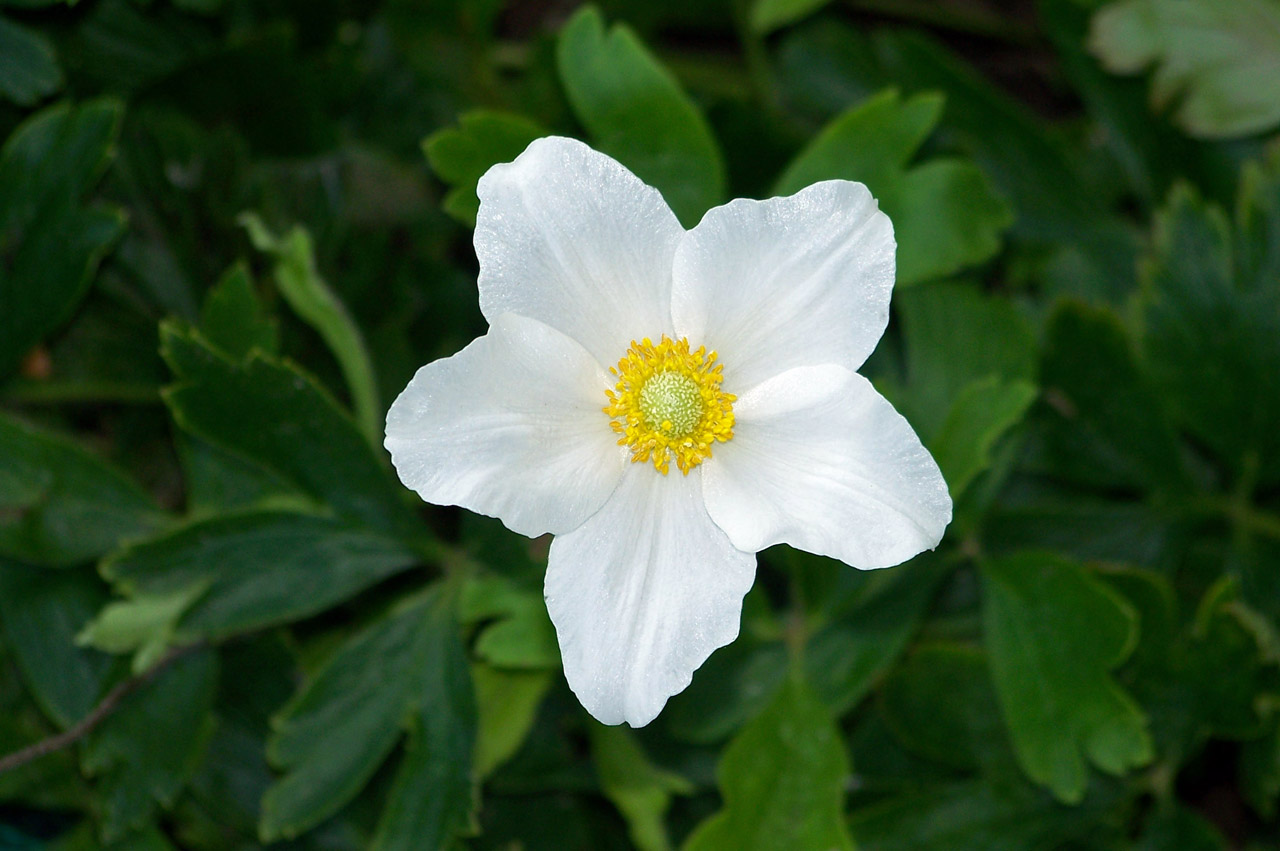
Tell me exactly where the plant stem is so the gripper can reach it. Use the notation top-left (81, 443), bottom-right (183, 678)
top-left (733, 0), bottom-right (781, 110)
top-left (0, 645), bottom-right (196, 776)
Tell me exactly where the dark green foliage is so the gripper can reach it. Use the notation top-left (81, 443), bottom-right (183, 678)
top-left (0, 0), bottom-right (1277, 849)
top-left (775, 89), bottom-right (1013, 285)
top-left (683, 675), bottom-right (854, 851)
top-left (0, 15), bottom-right (63, 106)
top-left (0, 415), bottom-right (166, 566)
top-left (196, 264), bottom-right (279, 361)
top-left (261, 585), bottom-right (474, 846)
top-left (426, 111), bottom-right (547, 225)
top-left (1090, 0), bottom-right (1280, 138)
top-left (1142, 170), bottom-right (1280, 485)
top-left (159, 322), bottom-right (420, 540)
top-left (81, 649), bottom-right (218, 842)
top-left (0, 563), bottom-right (113, 728)
top-left (982, 552), bottom-right (1152, 803)
top-left (1041, 301), bottom-right (1191, 493)
top-left (91, 509), bottom-right (418, 646)
top-left (0, 100), bottom-right (126, 380)
top-left (556, 6), bottom-right (725, 227)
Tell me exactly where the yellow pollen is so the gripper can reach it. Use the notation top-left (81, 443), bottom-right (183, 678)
top-left (603, 335), bottom-right (736, 475)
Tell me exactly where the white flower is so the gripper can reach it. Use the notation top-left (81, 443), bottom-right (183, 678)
top-left (385, 137), bottom-right (952, 727)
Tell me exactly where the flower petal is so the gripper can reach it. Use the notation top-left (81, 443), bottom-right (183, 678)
top-left (475, 136), bottom-right (684, 366)
top-left (702, 364), bottom-right (951, 569)
top-left (671, 180), bottom-right (894, 391)
top-left (545, 467), bottom-right (757, 726)
top-left (384, 312), bottom-right (623, 537)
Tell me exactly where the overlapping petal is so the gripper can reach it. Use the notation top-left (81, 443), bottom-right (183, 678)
top-left (544, 467), bottom-right (757, 727)
top-left (384, 312), bottom-right (624, 538)
top-left (475, 136), bottom-right (684, 366)
top-left (671, 180), bottom-right (895, 392)
top-left (702, 364), bottom-right (952, 569)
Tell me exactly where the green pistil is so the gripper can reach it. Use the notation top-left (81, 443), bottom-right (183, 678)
top-left (639, 371), bottom-right (703, 437)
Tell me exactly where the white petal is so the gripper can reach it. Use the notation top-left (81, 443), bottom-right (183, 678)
top-left (475, 136), bottom-right (684, 366)
top-left (671, 180), bottom-right (894, 391)
top-left (703, 365), bottom-right (951, 569)
top-left (384, 313), bottom-right (623, 538)
top-left (545, 467), bottom-right (757, 726)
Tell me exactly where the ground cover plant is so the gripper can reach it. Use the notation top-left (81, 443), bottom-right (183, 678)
top-left (1, 0), bottom-right (1279, 848)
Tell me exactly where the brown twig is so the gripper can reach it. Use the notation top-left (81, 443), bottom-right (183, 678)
top-left (0, 644), bottom-right (197, 776)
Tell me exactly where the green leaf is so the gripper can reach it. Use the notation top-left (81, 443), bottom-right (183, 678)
top-left (1134, 804), bottom-right (1229, 851)
top-left (846, 710), bottom-right (959, 797)
top-left (74, 0), bottom-right (212, 93)
top-left (0, 99), bottom-right (125, 379)
top-left (1089, 0), bottom-right (1280, 138)
top-left (849, 777), bottom-right (1109, 851)
top-left (749, 0), bottom-right (833, 34)
top-left (1039, 0), bottom-right (1224, 210)
top-left (473, 664), bottom-right (552, 778)
top-left (556, 5), bottom-right (725, 227)
top-left (82, 648), bottom-right (218, 843)
top-left (1242, 712), bottom-right (1280, 819)
top-left (0, 561), bottom-right (113, 728)
top-left (461, 574), bottom-right (559, 669)
top-left (182, 636), bottom-right (294, 840)
top-left (159, 322), bottom-right (420, 540)
top-left (371, 590), bottom-right (478, 851)
top-left (1141, 167), bottom-right (1280, 484)
top-left (176, 433), bottom-right (295, 517)
top-left (985, 492), bottom-right (1173, 564)
top-left (775, 89), bottom-right (1012, 285)
top-left (886, 281), bottom-right (1038, 442)
top-left (0, 414), bottom-right (165, 566)
top-left (1185, 597), bottom-right (1275, 724)
top-left (981, 552), bottom-right (1153, 803)
top-left (78, 583), bottom-right (207, 674)
top-left (262, 601), bottom-right (425, 840)
top-left (589, 724), bottom-right (692, 851)
top-left (929, 377), bottom-right (1037, 500)
top-left (0, 14), bottom-right (63, 105)
top-left (778, 88), bottom-right (944, 194)
top-left (1094, 567), bottom-right (1178, 675)
top-left (95, 108), bottom-right (215, 320)
top-left (878, 643), bottom-right (1009, 773)
top-left (804, 551), bottom-right (953, 715)
top-left (775, 20), bottom-right (887, 119)
top-left (683, 675), bottom-right (854, 851)
top-left (424, 110), bottom-right (546, 226)
top-left (238, 213), bottom-right (381, 447)
top-left (856, 645), bottom-right (1125, 849)
top-left (197, 263), bottom-right (279, 360)
top-left (872, 31), bottom-right (1105, 246)
top-left (664, 636), bottom-right (788, 744)
top-left (0, 713), bottom-right (86, 810)
top-left (92, 509), bottom-right (416, 646)
top-left (262, 586), bottom-right (476, 844)
top-left (1111, 571), bottom-right (1272, 759)
top-left (1041, 300), bottom-right (1191, 493)
top-left (0, 94), bottom-right (115, 225)
top-left (887, 160), bottom-right (1014, 286)
top-left (1230, 529), bottom-right (1280, 662)
top-left (48, 823), bottom-right (179, 851)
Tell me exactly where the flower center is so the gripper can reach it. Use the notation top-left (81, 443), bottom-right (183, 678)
top-left (638, 371), bottom-right (702, 436)
top-left (603, 335), bottom-right (735, 475)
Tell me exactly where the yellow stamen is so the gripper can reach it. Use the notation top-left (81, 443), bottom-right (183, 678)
top-left (603, 335), bottom-right (736, 475)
